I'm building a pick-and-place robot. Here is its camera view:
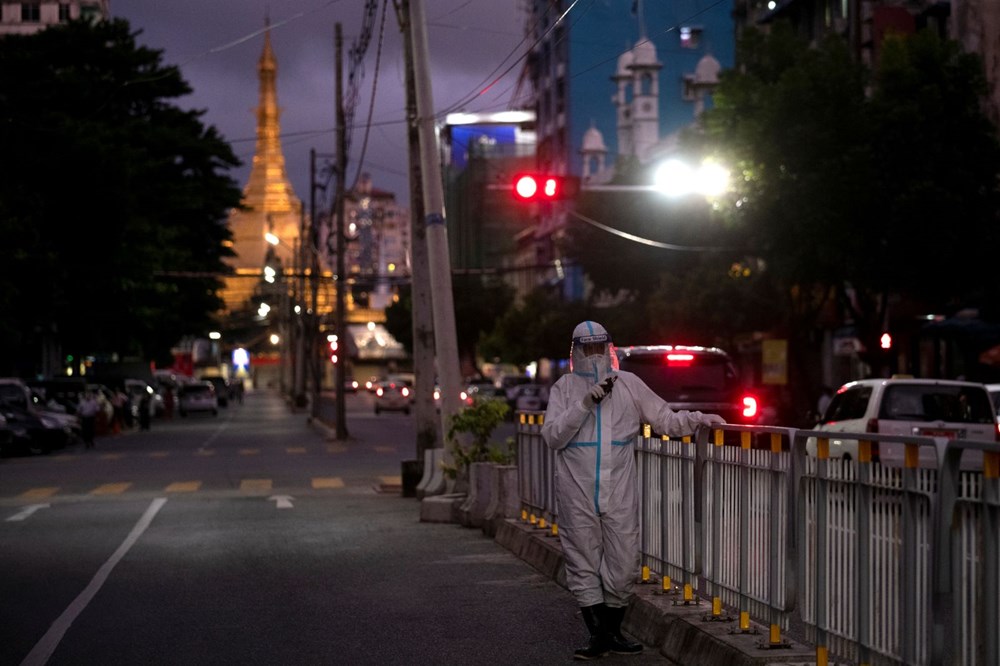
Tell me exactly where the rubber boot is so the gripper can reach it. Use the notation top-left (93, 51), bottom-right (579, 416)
top-left (573, 604), bottom-right (609, 660)
top-left (602, 605), bottom-right (643, 655)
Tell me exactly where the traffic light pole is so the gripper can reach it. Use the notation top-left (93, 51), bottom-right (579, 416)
top-left (409, 0), bottom-right (462, 489)
top-left (333, 23), bottom-right (348, 440)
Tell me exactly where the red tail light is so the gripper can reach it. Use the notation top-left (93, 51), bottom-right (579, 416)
top-left (742, 395), bottom-right (758, 419)
top-left (666, 353), bottom-right (694, 366)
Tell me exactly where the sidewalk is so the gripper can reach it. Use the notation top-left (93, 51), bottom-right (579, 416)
top-left (309, 415), bottom-right (817, 665)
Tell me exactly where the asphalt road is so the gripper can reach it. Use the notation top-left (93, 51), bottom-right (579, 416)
top-left (0, 389), bottom-right (669, 665)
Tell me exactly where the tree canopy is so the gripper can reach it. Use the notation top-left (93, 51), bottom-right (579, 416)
top-left (699, 24), bottom-right (1000, 347)
top-left (0, 19), bottom-right (243, 374)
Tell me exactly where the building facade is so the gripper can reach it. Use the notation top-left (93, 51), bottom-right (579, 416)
top-left (0, 0), bottom-right (107, 35)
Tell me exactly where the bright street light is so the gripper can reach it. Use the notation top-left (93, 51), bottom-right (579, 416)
top-left (265, 232), bottom-right (280, 246)
top-left (653, 159), bottom-right (730, 198)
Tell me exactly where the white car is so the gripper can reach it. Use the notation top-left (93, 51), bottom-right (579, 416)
top-left (177, 382), bottom-right (218, 417)
top-left (810, 378), bottom-right (998, 466)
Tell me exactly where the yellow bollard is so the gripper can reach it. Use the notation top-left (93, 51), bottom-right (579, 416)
top-left (538, 517), bottom-right (547, 529)
top-left (683, 584), bottom-right (693, 602)
top-left (529, 513), bottom-right (537, 525)
top-left (662, 576), bottom-right (672, 593)
top-left (816, 646), bottom-right (828, 666)
top-left (714, 429), bottom-right (724, 446)
top-left (769, 623), bottom-right (780, 645)
top-left (519, 413), bottom-right (526, 425)
top-left (641, 565), bottom-right (650, 583)
top-left (643, 424), bottom-right (651, 438)
top-left (551, 523), bottom-right (558, 537)
top-left (770, 433), bottom-right (782, 453)
top-left (712, 597), bottom-right (722, 617)
top-left (521, 509), bottom-right (528, 522)
top-left (740, 431), bottom-right (751, 450)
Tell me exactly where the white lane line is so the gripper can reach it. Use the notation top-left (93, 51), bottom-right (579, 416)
top-left (196, 421), bottom-right (229, 453)
top-left (269, 495), bottom-right (294, 509)
top-left (20, 497), bottom-right (168, 666)
top-left (6, 504), bottom-right (50, 522)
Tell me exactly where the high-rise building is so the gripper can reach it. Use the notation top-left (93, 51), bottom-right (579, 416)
top-left (0, 0), bottom-right (108, 35)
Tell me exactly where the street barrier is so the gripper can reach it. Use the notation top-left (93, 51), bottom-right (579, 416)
top-left (515, 413), bottom-right (1000, 666)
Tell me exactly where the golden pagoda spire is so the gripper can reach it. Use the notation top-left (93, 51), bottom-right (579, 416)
top-left (222, 19), bottom-right (303, 313)
top-left (242, 20), bottom-right (298, 213)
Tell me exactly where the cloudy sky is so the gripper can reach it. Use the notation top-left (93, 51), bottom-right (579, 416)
top-left (113, 0), bottom-right (526, 205)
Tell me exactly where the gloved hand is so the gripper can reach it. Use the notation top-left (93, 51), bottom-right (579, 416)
top-left (581, 382), bottom-right (608, 409)
top-left (698, 413), bottom-right (726, 428)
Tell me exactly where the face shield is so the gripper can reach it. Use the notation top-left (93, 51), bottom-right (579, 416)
top-left (569, 321), bottom-right (618, 381)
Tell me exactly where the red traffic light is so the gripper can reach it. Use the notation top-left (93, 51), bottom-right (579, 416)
top-left (512, 173), bottom-right (579, 202)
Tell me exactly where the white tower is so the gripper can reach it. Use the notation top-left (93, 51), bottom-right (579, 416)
top-left (580, 122), bottom-right (609, 181)
top-left (612, 46), bottom-right (634, 158)
top-left (628, 36), bottom-right (662, 161)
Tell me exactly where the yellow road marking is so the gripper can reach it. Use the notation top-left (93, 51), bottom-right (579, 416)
top-left (99, 453), bottom-right (123, 460)
top-left (286, 447), bottom-right (307, 454)
top-left (326, 444), bottom-right (347, 454)
top-left (240, 479), bottom-right (272, 492)
top-left (239, 448), bottom-right (260, 456)
top-left (148, 451), bottom-right (169, 458)
top-left (20, 487), bottom-right (59, 499)
top-left (312, 477), bottom-right (345, 489)
top-left (373, 446), bottom-right (395, 454)
top-left (91, 482), bottom-right (132, 495)
top-left (165, 481), bottom-right (202, 493)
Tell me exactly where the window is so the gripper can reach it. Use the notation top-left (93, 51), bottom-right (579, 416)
top-left (58, 3), bottom-right (71, 21)
top-left (21, 3), bottom-right (41, 22)
top-left (824, 386), bottom-right (871, 422)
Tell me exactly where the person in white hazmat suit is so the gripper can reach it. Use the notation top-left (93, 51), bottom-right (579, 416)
top-left (541, 321), bottom-right (725, 660)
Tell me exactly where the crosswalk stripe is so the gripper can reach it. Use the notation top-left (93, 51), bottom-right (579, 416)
top-left (20, 487), bottom-right (59, 499)
top-left (240, 479), bottom-right (272, 492)
top-left (165, 481), bottom-right (202, 493)
top-left (239, 448), bottom-right (260, 456)
top-left (91, 482), bottom-right (132, 495)
top-left (311, 477), bottom-right (345, 489)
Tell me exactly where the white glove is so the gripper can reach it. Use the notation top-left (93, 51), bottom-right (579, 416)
top-left (581, 382), bottom-right (607, 409)
top-left (699, 413), bottom-right (726, 428)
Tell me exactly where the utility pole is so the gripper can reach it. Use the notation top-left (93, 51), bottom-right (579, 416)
top-left (333, 23), bottom-right (348, 440)
top-left (408, 0), bottom-right (463, 482)
top-left (396, 0), bottom-right (441, 493)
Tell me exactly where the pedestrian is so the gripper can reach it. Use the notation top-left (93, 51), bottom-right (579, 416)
top-left (78, 390), bottom-right (100, 449)
top-left (541, 321), bottom-right (725, 660)
top-left (111, 388), bottom-right (126, 435)
top-left (138, 392), bottom-right (151, 431)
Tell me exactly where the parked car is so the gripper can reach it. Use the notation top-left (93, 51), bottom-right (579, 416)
top-left (511, 383), bottom-right (549, 412)
top-left (374, 380), bottom-right (411, 415)
top-left (178, 382), bottom-right (219, 417)
top-left (810, 378), bottom-right (998, 466)
top-left (987, 383), bottom-right (1000, 422)
top-left (462, 381), bottom-right (506, 406)
top-left (200, 376), bottom-right (230, 407)
top-left (615, 345), bottom-right (761, 425)
top-left (0, 377), bottom-right (77, 454)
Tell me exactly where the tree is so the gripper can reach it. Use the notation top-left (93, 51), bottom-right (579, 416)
top-left (696, 23), bottom-right (1000, 398)
top-left (0, 18), bottom-right (242, 375)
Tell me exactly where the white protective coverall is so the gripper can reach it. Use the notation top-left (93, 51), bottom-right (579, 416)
top-left (541, 321), bottom-right (723, 608)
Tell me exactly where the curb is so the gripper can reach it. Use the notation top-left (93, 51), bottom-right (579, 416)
top-left (494, 519), bottom-right (817, 666)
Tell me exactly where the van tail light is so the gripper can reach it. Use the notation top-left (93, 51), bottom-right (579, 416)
top-left (666, 353), bottom-right (694, 366)
top-left (865, 418), bottom-right (880, 462)
top-left (741, 395), bottom-right (758, 420)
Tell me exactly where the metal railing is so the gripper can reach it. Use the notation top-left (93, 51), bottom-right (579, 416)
top-left (515, 414), bottom-right (1000, 665)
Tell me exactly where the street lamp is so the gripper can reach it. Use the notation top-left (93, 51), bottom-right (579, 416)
top-left (653, 158), bottom-right (731, 198)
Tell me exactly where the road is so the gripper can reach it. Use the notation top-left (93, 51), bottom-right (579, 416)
top-left (0, 389), bottom-right (668, 665)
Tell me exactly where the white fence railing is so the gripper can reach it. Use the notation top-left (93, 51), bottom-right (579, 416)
top-left (515, 413), bottom-right (1000, 666)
